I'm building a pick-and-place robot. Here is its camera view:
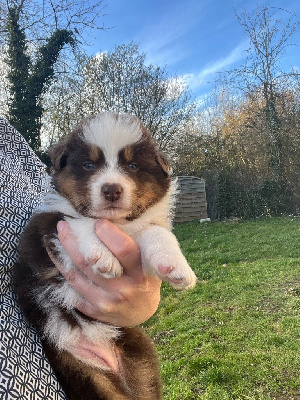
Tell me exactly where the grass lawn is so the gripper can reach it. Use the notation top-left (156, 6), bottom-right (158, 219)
top-left (143, 217), bottom-right (300, 400)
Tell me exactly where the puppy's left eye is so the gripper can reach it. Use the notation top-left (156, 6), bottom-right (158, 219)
top-left (83, 162), bottom-right (95, 170)
top-left (128, 162), bottom-right (138, 171)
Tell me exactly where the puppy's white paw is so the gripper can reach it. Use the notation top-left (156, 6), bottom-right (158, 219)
top-left (148, 252), bottom-right (197, 289)
top-left (90, 247), bottom-right (123, 278)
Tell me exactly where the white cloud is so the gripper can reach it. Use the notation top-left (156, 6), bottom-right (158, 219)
top-left (138, 0), bottom-right (212, 67)
top-left (182, 39), bottom-right (249, 91)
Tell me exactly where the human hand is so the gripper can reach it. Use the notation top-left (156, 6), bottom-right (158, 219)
top-left (51, 219), bottom-right (161, 327)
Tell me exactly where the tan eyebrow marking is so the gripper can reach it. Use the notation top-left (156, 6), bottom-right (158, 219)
top-left (122, 146), bottom-right (133, 162)
top-left (88, 144), bottom-right (102, 161)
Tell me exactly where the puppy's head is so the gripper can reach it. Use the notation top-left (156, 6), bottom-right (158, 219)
top-left (49, 112), bottom-right (171, 220)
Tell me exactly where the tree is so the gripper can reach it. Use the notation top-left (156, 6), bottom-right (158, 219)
top-left (42, 42), bottom-right (196, 151)
top-left (83, 43), bottom-right (195, 150)
top-left (1, 0), bottom-right (105, 151)
top-left (0, 44), bottom-right (10, 115)
top-left (174, 68), bottom-right (300, 219)
top-left (6, 4), bottom-right (74, 150)
top-left (233, 5), bottom-right (299, 182)
top-left (169, 5), bottom-right (300, 219)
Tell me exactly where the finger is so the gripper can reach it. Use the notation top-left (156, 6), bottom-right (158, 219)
top-left (49, 251), bottom-right (119, 313)
top-left (75, 299), bottom-right (123, 324)
top-left (46, 243), bottom-right (125, 318)
top-left (75, 301), bottom-right (108, 321)
top-left (56, 220), bottom-right (142, 288)
top-left (95, 219), bottom-right (143, 277)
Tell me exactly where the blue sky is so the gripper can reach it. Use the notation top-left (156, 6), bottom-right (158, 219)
top-left (90, 0), bottom-right (300, 99)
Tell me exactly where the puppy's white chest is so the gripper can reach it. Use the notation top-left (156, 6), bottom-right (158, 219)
top-left (66, 216), bottom-right (143, 246)
top-left (66, 217), bottom-right (97, 249)
top-left (65, 217), bottom-right (123, 278)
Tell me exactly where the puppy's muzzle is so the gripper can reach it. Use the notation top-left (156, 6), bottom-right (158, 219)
top-left (101, 184), bottom-right (123, 202)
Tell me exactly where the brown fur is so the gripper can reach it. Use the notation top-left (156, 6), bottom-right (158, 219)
top-left (43, 328), bottom-right (161, 400)
top-left (118, 137), bottom-right (171, 220)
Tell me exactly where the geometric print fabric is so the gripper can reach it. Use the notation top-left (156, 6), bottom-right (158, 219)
top-left (0, 117), bottom-right (66, 399)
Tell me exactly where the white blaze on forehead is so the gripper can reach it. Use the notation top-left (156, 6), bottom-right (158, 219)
top-left (83, 112), bottom-right (143, 166)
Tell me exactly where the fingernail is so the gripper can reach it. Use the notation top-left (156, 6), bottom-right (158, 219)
top-left (57, 221), bottom-right (66, 232)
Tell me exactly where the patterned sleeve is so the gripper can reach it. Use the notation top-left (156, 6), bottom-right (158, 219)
top-left (0, 117), bottom-right (66, 399)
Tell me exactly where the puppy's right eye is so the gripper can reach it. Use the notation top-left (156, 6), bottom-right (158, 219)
top-left (128, 162), bottom-right (138, 171)
top-left (83, 162), bottom-right (95, 170)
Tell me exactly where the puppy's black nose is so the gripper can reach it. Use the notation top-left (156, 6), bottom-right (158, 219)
top-left (101, 184), bottom-right (123, 202)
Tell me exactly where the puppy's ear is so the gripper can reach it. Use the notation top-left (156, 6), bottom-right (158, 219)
top-left (48, 139), bottom-right (68, 171)
top-left (156, 150), bottom-right (170, 176)
top-left (141, 122), bottom-right (170, 176)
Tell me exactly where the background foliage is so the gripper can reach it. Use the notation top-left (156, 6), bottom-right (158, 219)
top-left (173, 6), bottom-right (300, 219)
top-left (0, 2), bottom-right (300, 219)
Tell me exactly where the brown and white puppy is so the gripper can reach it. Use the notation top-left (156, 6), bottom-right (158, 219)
top-left (14, 112), bottom-right (197, 400)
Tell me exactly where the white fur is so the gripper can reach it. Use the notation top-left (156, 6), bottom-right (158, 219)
top-left (66, 216), bottom-right (123, 278)
top-left (84, 113), bottom-right (142, 169)
top-left (43, 308), bottom-right (119, 349)
top-left (35, 280), bottom-right (120, 368)
top-left (88, 168), bottom-right (135, 220)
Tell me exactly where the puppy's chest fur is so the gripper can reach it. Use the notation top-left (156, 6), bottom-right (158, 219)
top-left (14, 113), bottom-right (197, 400)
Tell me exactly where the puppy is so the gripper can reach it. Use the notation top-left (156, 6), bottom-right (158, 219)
top-left (14, 112), bottom-right (197, 400)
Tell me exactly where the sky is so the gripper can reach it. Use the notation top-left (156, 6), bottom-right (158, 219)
top-left (89, 0), bottom-right (300, 100)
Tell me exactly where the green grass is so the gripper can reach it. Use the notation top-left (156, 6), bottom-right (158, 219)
top-left (143, 217), bottom-right (300, 400)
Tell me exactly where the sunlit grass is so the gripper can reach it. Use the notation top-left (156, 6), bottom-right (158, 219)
top-left (144, 217), bottom-right (300, 399)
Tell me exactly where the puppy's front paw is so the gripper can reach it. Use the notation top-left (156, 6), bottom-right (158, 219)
top-left (89, 247), bottom-right (123, 278)
top-left (148, 252), bottom-right (197, 289)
